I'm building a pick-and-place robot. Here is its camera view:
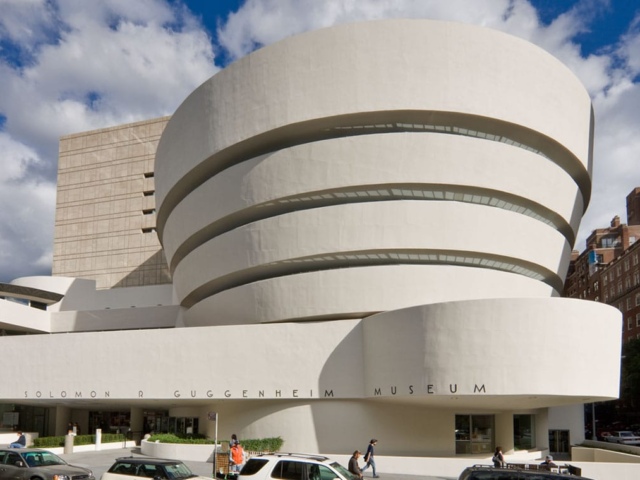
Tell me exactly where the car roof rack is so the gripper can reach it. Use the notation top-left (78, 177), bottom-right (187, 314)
top-left (469, 464), bottom-right (584, 477)
top-left (254, 453), bottom-right (331, 462)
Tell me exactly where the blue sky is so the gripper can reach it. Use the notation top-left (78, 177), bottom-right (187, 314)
top-left (0, 0), bottom-right (639, 282)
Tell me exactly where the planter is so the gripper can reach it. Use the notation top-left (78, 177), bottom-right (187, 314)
top-left (46, 441), bottom-right (137, 455)
top-left (141, 439), bottom-right (218, 462)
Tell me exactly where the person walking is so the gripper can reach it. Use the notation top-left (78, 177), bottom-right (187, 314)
top-left (361, 439), bottom-right (378, 478)
top-left (348, 450), bottom-right (363, 479)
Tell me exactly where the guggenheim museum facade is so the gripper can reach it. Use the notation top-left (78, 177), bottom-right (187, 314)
top-left (0, 19), bottom-right (622, 458)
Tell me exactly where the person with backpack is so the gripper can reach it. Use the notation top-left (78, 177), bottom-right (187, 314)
top-left (361, 439), bottom-right (378, 478)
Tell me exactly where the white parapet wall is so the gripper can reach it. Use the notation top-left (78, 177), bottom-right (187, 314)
top-left (141, 440), bottom-right (217, 462)
top-left (45, 441), bottom-right (137, 455)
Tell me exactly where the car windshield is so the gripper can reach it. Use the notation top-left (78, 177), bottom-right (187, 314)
top-left (22, 451), bottom-right (68, 467)
top-left (165, 462), bottom-right (198, 479)
top-left (329, 461), bottom-right (356, 480)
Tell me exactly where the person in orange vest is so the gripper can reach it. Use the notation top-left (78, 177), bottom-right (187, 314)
top-left (229, 442), bottom-right (246, 473)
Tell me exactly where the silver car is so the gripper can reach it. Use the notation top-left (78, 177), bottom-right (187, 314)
top-left (0, 448), bottom-right (94, 480)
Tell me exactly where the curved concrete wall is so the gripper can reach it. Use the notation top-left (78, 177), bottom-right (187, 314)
top-left (182, 265), bottom-right (555, 326)
top-left (155, 19), bottom-right (592, 223)
top-left (155, 19), bottom-right (594, 325)
top-left (162, 134), bottom-right (583, 269)
top-left (364, 297), bottom-right (621, 403)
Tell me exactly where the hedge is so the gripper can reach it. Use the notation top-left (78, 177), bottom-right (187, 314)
top-left (33, 433), bottom-right (284, 453)
top-left (34, 433), bottom-right (126, 448)
top-left (146, 434), bottom-right (284, 452)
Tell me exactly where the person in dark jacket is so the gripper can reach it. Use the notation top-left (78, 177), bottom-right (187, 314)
top-left (348, 450), bottom-right (363, 479)
top-left (9, 431), bottom-right (26, 448)
top-left (361, 439), bottom-right (378, 478)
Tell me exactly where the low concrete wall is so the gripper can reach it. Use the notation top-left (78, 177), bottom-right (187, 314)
top-left (580, 440), bottom-right (640, 457)
top-left (141, 440), bottom-right (217, 462)
top-left (0, 431), bottom-right (38, 447)
top-left (573, 445), bottom-right (640, 464)
top-left (45, 440), bottom-right (137, 454)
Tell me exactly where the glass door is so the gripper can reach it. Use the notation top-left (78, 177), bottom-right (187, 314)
top-left (549, 430), bottom-right (570, 455)
top-left (456, 414), bottom-right (494, 454)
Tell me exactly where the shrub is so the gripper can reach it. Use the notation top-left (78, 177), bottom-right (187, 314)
top-left (147, 433), bottom-right (212, 444)
top-left (241, 437), bottom-right (284, 453)
top-left (33, 433), bottom-right (128, 448)
top-left (145, 434), bottom-right (284, 452)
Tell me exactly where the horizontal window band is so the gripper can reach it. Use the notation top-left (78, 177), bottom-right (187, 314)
top-left (179, 249), bottom-right (563, 309)
top-left (156, 110), bottom-right (590, 239)
top-left (167, 183), bottom-right (574, 273)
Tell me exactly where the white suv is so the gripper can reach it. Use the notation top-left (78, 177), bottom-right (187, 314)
top-left (238, 453), bottom-right (356, 480)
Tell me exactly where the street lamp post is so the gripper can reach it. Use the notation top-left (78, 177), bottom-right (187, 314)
top-left (208, 412), bottom-right (218, 478)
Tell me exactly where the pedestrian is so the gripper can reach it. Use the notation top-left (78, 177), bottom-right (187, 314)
top-left (492, 446), bottom-right (506, 468)
top-left (229, 441), bottom-right (246, 473)
top-left (540, 455), bottom-right (556, 469)
top-left (361, 439), bottom-right (379, 478)
top-left (9, 431), bottom-right (26, 448)
top-left (348, 450), bottom-right (363, 479)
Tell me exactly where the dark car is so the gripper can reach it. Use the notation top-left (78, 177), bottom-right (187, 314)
top-left (458, 465), bottom-right (594, 480)
top-left (0, 448), bottom-right (94, 480)
top-left (101, 457), bottom-right (210, 480)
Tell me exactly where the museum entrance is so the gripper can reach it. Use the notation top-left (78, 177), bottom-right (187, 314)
top-left (549, 429), bottom-right (570, 457)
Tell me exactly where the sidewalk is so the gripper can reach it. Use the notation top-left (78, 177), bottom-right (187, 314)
top-left (58, 447), bottom-right (454, 480)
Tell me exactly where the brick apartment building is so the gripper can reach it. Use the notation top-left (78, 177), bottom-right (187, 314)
top-left (565, 188), bottom-right (640, 343)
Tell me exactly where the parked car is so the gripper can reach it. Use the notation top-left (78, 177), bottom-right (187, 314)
top-left (605, 430), bottom-right (640, 445)
top-left (101, 457), bottom-right (211, 480)
top-left (0, 448), bottom-right (94, 480)
top-left (458, 464), bottom-right (593, 480)
top-left (238, 453), bottom-right (356, 480)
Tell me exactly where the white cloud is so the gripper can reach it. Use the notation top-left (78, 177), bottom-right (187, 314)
top-left (0, 132), bottom-right (56, 280)
top-left (1, 0), bottom-right (640, 282)
top-left (217, 0), bottom-right (640, 252)
top-left (0, 0), bottom-right (218, 281)
top-left (0, 0), bottom-right (57, 47)
top-left (217, 0), bottom-right (521, 60)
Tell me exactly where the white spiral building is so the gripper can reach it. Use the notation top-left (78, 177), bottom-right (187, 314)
top-left (0, 19), bottom-right (622, 466)
top-left (156, 19), bottom-right (591, 327)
